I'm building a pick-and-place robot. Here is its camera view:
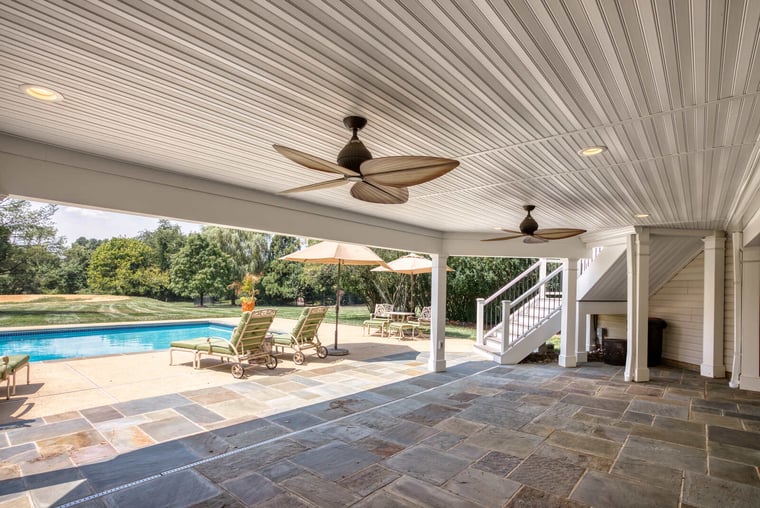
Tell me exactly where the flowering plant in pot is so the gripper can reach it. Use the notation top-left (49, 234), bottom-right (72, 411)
top-left (229, 273), bottom-right (260, 312)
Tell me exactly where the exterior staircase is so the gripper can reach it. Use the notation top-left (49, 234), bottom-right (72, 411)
top-left (473, 260), bottom-right (564, 364)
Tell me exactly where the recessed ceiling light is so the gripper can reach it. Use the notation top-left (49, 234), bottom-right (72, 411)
top-left (634, 213), bottom-right (649, 218)
top-left (578, 145), bottom-right (607, 157)
top-left (19, 84), bottom-right (63, 103)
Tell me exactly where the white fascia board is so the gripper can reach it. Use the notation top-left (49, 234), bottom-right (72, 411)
top-left (0, 134), bottom-right (443, 253)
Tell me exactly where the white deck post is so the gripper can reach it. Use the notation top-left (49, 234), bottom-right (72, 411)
top-left (740, 247), bottom-right (760, 391)
top-left (625, 230), bottom-right (650, 382)
top-left (500, 300), bottom-right (510, 355)
top-left (429, 253), bottom-right (448, 372)
top-left (539, 258), bottom-right (547, 298)
top-left (701, 233), bottom-right (726, 378)
top-left (559, 258), bottom-right (578, 367)
top-left (476, 298), bottom-right (485, 345)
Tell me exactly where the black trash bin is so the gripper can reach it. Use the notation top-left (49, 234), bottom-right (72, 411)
top-left (648, 318), bottom-right (667, 366)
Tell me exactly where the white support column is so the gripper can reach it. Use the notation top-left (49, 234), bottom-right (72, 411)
top-left (626, 230), bottom-right (650, 382)
top-left (539, 258), bottom-right (547, 298)
top-left (739, 247), bottom-right (760, 391)
top-left (576, 303), bottom-right (588, 363)
top-left (559, 258), bottom-right (578, 368)
top-left (429, 253), bottom-right (448, 373)
top-left (701, 233), bottom-right (726, 378)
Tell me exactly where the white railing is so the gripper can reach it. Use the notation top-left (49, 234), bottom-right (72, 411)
top-left (578, 246), bottom-right (604, 275)
top-left (476, 260), bottom-right (562, 347)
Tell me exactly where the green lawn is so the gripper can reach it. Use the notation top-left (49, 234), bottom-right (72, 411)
top-left (0, 296), bottom-right (477, 339)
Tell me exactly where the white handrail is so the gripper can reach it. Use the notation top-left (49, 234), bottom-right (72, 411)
top-left (483, 260), bottom-right (542, 305)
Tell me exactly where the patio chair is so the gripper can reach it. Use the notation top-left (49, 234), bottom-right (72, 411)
top-left (169, 309), bottom-right (278, 378)
top-left (1, 354), bottom-right (30, 400)
top-left (269, 306), bottom-right (329, 365)
top-left (408, 306), bottom-right (432, 336)
top-left (363, 303), bottom-right (393, 336)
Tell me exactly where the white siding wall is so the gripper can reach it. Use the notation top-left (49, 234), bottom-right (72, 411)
top-left (597, 314), bottom-right (627, 339)
top-left (724, 237), bottom-right (735, 372)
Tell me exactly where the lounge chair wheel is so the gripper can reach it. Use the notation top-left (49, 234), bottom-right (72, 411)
top-left (266, 355), bottom-right (278, 369)
top-left (293, 351), bottom-right (305, 365)
top-left (231, 363), bottom-right (245, 379)
top-left (317, 346), bottom-right (328, 359)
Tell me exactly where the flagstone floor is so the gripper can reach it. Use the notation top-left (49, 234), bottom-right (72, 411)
top-left (1, 323), bottom-right (760, 507)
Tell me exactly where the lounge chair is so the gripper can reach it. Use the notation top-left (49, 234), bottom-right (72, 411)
top-left (363, 303), bottom-right (393, 336)
top-left (169, 309), bottom-right (278, 378)
top-left (1, 354), bottom-right (30, 400)
top-left (270, 306), bottom-right (328, 365)
top-left (409, 306), bottom-right (432, 336)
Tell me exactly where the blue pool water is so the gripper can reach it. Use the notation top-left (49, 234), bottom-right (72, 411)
top-left (0, 322), bottom-right (235, 361)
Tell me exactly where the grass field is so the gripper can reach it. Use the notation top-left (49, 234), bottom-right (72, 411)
top-left (0, 296), bottom-right (477, 339)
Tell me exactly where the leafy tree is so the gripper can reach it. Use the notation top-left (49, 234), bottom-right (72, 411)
top-left (137, 219), bottom-right (186, 272)
top-left (202, 226), bottom-right (269, 304)
top-left (0, 198), bottom-right (64, 293)
top-left (260, 235), bottom-right (303, 304)
top-left (55, 237), bottom-right (103, 293)
top-left (88, 238), bottom-right (165, 296)
top-left (169, 234), bottom-right (234, 305)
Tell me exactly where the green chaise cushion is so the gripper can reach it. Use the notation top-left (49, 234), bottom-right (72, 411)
top-left (170, 312), bottom-right (250, 351)
top-left (0, 354), bottom-right (30, 379)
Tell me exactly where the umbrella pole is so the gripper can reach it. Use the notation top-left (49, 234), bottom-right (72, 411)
top-left (328, 260), bottom-right (349, 355)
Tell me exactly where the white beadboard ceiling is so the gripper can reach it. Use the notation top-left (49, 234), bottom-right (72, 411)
top-left (1, 0), bottom-right (760, 234)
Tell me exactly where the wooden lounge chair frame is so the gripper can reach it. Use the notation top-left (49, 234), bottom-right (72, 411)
top-left (270, 306), bottom-right (329, 365)
top-left (1, 355), bottom-right (30, 400)
top-left (363, 303), bottom-right (394, 336)
top-left (170, 309), bottom-right (278, 378)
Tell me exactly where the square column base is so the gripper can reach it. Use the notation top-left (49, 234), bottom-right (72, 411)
top-left (701, 364), bottom-right (726, 378)
top-left (559, 355), bottom-right (577, 368)
top-left (428, 358), bottom-right (446, 372)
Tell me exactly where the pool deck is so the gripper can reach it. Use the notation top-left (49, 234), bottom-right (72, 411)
top-left (2, 318), bottom-right (760, 507)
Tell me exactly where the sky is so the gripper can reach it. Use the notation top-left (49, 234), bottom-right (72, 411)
top-left (28, 200), bottom-right (204, 244)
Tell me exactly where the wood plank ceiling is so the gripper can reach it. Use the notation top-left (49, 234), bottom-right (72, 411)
top-left (1, 0), bottom-right (759, 234)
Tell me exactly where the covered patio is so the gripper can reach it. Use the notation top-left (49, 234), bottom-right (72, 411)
top-left (1, 320), bottom-right (759, 506)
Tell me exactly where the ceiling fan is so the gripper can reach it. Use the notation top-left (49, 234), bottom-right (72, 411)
top-left (483, 205), bottom-right (586, 243)
top-left (274, 116), bottom-right (459, 204)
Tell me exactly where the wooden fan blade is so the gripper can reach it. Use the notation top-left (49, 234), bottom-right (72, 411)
top-left (278, 178), bottom-right (348, 194)
top-left (273, 145), bottom-right (360, 177)
top-left (482, 232), bottom-right (527, 242)
top-left (534, 228), bottom-right (587, 240)
top-left (523, 235), bottom-right (548, 244)
top-left (350, 181), bottom-right (409, 204)
top-left (361, 156), bottom-right (459, 187)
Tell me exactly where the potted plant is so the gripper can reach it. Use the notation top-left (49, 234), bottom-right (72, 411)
top-left (230, 273), bottom-right (260, 312)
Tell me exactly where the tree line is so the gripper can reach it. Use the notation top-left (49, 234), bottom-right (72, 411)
top-left (0, 198), bottom-right (533, 322)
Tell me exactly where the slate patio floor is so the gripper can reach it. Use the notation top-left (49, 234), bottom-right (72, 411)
top-left (1, 331), bottom-right (760, 507)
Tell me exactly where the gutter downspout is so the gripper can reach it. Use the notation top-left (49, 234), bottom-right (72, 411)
top-left (729, 232), bottom-right (742, 388)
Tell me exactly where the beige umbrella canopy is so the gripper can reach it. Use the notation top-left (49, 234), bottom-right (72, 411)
top-left (371, 254), bottom-right (453, 311)
top-left (281, 241), bottom-right (388, 355)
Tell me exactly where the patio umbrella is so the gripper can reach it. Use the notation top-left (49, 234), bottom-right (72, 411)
top-left (371, 254), bottom-right (453, 312)
top-left (281, 241), bottom-right (388, 355)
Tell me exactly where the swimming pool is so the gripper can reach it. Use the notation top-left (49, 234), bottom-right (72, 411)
top-left (0, 322), bottom-right (236, 361)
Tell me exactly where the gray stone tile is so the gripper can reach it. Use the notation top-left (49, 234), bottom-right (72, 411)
top-left (6, 418), bottom-right (92, 445)
top-left (188, 491), bottom-right (245, 508)
top-left (708, 441), bottom-right (760, 467)
top-left (80, 406), bottom-right (123, 424)
top-left (254, 492), bottom-right (313, 507)
top-left (0, 442), bottom-right (35, 461)
top-left (508, 452), bottom-right (586, 497)
top-left (385, 445), bottom-right (471, 485)
top-left (351, 490), bottom-right (414, 508)
top-left (571, 469), bottom-right (680, 507)
top-left (81, 440), bottom-right (200, 491)
top-left (400, 403), bottom-right (462, 426)
top-left (289, 441), bottom-right (380, 481)
top-left (387, 475), bottom-right (481, 508)
top-left (506, 485), bottom-right (590, 508)
top-left (111, 394), bottom-right (190, 417)
top-left (708, 425), bottom-right (760, 450)
top-left (622, 410), bottom-right (655, 424)
top-left (338, 464), bottom-right (401, 497)
top-left (620, 435), bottom-right (707, 473)
top-left (316, 421), bottom-right (374, 443)
top-left (352, 435), bottom-right (406, 458)
top-left (683, 471), bottom-right (760, 508)
top-left (420, 430), bottom-right (465, 450)
top-left (378, 420), bottom-right (438, 446)
top-left (444, 467), bottom-right (521, 507)
top-left (178, 431), bottom-right (235, 459)
top-left (653, 415), bottom-right (706, 434)
top-left (102, 470), bottom-right (219, 508)
top-left (457, 401), bottom-right (535, 428)
top-left (531, 443), bottom-right (613, 472)
top-left (280, 470), bottom-right (360, 507)
top-left (709, 457), bottom-right (760, 487)
top-left (631, 423), bottom-right (705, 449)
top-left (611, 455), bottom-right (683, 491)
top-left (268, 410), bottom-right (326, 431)
top-left (629, 398), bottom-right (689, 419)
top-left (561, 393), bottom-right (630, 412)
top-left (174, 404), bottom-right (224, 425)
top-left (212, 418), bottom-right (289, 448)
top-left (473, 450), bottom-right (523, 475)
top-left (139, 415), bottom-right (203, 442)
top-left (221, 471), bottom-right (281, 505)
top-left (195, 439), bottom-right (307, 483)
top-left (547, 430), bottom-right (621, 459)
top-left (464, 427), bottom-right (544, 458)
top-left (258, 459), bottom-right (305, 483)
